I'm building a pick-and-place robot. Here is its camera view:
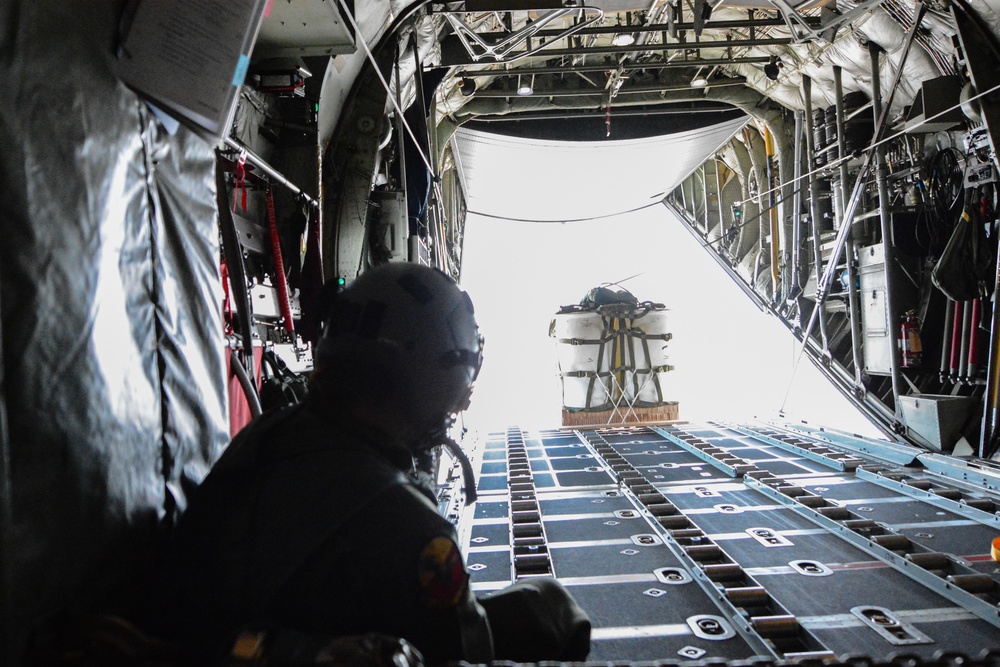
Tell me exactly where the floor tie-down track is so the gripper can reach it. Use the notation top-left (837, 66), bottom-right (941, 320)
top-left (457, 423), bottom-right (1000, 664)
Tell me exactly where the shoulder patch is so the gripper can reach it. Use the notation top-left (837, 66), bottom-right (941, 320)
top-left (417, 536), bottom-right (469, 609)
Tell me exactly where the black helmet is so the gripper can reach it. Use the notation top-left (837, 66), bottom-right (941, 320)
top-left (316, 263), bottom-right (484, 432)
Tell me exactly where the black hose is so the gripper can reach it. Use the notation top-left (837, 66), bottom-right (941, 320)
top-left (231, 349), bottom-right (263, 420)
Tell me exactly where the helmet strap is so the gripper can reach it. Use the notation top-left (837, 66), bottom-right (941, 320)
top-left (441, 434), bottom-right (478, 506)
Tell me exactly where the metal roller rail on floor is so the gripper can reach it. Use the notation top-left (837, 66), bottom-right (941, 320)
top-left (447, 649), bottom-right (1000, 667)
top-left (458, 423), bottom-right (1000, 663)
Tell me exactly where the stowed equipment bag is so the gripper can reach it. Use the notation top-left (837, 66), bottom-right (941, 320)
top-left (932, 191), bottom-right (997, 302)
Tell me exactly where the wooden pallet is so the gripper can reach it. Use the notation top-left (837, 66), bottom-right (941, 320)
top-left (561, 402), bottom-right (680, 427)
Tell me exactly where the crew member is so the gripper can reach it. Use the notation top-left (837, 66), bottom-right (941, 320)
top-left (145, 262), bottom-right (591, 664)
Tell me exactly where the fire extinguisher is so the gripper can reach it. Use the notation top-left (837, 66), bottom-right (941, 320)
top-left (901, 310), bottom-right (923, 367)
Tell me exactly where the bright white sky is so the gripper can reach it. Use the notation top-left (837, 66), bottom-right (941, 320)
top-left (458, 203), bottom-right (884, 440)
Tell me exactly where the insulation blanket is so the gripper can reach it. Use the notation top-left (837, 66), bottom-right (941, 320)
top-left (0, 2), bottom-right (229, 661)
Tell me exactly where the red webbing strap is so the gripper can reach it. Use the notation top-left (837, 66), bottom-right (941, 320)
top-left (265, 188), bottom-right (295, 333)
top-left (233, 152), bottom-right (247, 213)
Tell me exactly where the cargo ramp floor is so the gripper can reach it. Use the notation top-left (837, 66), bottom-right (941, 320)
top-left (454, 422), bottom-right (1000, 665)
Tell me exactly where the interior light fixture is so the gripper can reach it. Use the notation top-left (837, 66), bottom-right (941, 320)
top-left (691, 68), bottom-right (708, 87)
top-left (612, 33), bottom-right (635, 46)
top-left (516, 73), bottom-right (535, 96)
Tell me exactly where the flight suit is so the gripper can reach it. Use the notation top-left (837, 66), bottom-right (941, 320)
top-left (146, 398), bottom-right (590, 664)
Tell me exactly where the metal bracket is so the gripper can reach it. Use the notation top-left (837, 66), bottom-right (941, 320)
top-left (440, 6), bottom-right (604, 64)
top-left (850, 605), bottom-right (934, 645)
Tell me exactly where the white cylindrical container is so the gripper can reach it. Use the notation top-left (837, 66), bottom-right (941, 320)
top-left (627, 307), bottom-right (672, 404)
top-left (552, 311), bottom-right (612, 409)
top-left (559, 371), bottom-right (612, 410)
top-left (629, 308), bottom-right (671, 369)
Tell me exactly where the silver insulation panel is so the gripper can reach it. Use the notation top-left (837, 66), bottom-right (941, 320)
top-left (0, 2), bottom-right (229, 661)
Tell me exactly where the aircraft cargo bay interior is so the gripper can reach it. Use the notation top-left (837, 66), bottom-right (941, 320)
top-left (6, 0), bottom-right (1000, 665)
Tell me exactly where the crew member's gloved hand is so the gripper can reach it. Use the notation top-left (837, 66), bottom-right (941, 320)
top-left (478, 577), bottom-right (591, 661)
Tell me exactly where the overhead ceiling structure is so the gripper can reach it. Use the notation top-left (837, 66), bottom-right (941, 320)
top-left (320, 0), bottom-right (1000, 461)
top-left (453, 115), bottom-right (748, 221)
top-left (427, 0), bottom-right (946, 140)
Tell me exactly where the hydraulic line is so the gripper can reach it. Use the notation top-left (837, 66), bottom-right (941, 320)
top-left (960, 299), bottom-right (974, 380)
top-left (265, 189), bottom-right (296, 334)
top-left (230, 348), bottom-right (263, 420)
top-left (871, 41), bottom-right (905, 417)
top-left (951, 301), bottom-right (965, 379)
top-left (763, 126), bottom-right (780, 298)
top-left (790, 109), bottom-right (806, 292)
top-left (941, 299), bottom-right (955, 381)
top-left (802, 75), bottom-right (830, 349)
top-left (970, 298), bottom-right (983, 376)
top-left (834, 66), bottom-right (865, 386)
